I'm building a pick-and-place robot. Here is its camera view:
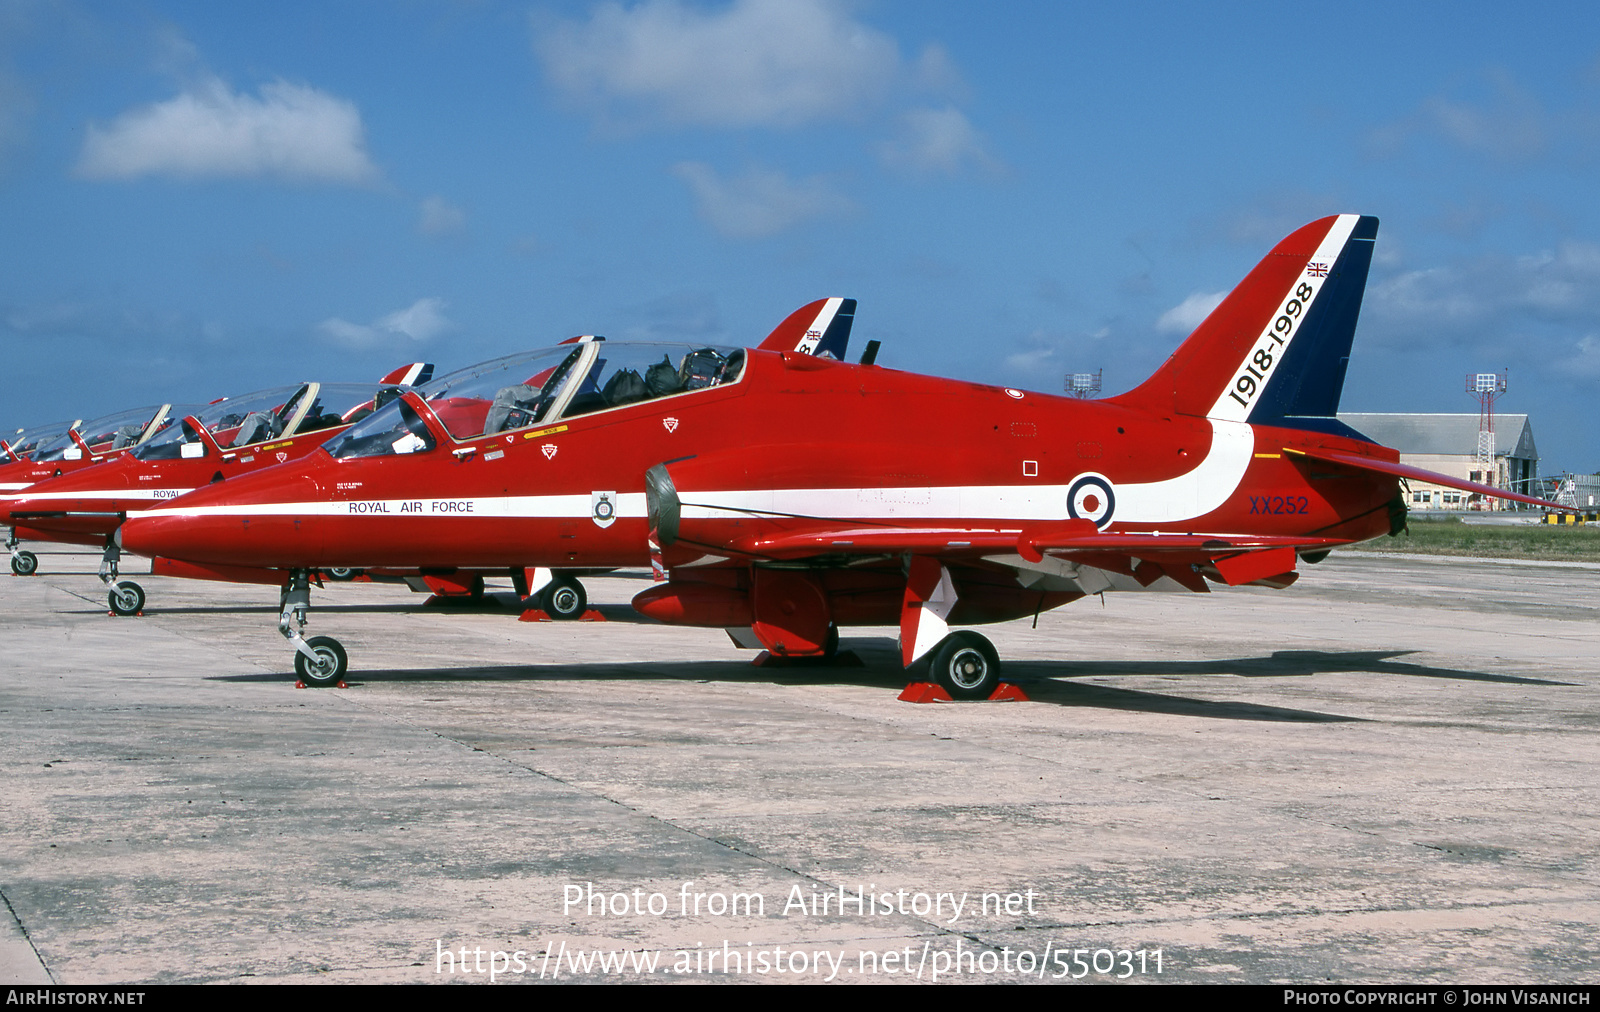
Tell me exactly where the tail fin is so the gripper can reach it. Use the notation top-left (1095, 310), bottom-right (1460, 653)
top-left (1114, 215), bottom-right (1378, 434)
top-left (757, 297), bottom-right (856, 359)
top-left (379, 362), bottom-right (436, 386)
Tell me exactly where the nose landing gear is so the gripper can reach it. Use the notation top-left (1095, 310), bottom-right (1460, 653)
top-left (99, 536), bottom-right (145, 616)
top-left (8, 531), bottom-right (37, 576)
top-left (279, 570), bottom-right (348, 686)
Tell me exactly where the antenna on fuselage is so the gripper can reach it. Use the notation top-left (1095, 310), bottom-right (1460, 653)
top-left (859, 340), bottom-right (881, 366)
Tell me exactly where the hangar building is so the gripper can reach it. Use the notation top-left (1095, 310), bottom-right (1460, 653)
top-left (1336, 413), bottom-right (1539, 511)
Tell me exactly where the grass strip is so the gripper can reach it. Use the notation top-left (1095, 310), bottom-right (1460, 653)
top-left (1343, 515), bottom-right (1600, 562)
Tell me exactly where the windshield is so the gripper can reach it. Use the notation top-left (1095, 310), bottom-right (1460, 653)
top-left (131, 383), bottom-right (396, 461)
top-left (325, 342), bottom-right (745, 460)
top-left (33, 405), bottom-right (189, 462)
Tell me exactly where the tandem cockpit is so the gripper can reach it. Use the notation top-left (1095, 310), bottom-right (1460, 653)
top-left (21, 405), bottom-right (203, 464)
top-left (130, 382), bottom-right (418, 461)
top-left (3, 420), bottom-right (82, 464)
top-left (325, 339), bottom-right (747, 460)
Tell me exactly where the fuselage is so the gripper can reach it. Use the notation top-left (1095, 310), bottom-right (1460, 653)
top-left (118, 346), bottom-right (1399, 572)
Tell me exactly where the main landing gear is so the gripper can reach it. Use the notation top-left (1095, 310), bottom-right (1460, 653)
top-left (900, 558), bottom-right (1012, 701)
top-left (99, 536), bottom-right (144, 616)
top-left (925, 630), bottom-right (1001, 701)
top-left (540, 576), bottom-right (587, 620)
top-left (280, 569), bottom-right (348, 687)
top-left (514, 567), bottom-right (589, 620)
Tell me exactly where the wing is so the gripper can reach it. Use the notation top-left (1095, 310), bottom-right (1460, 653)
top-left (666, 508), bottom-right (1346, 592)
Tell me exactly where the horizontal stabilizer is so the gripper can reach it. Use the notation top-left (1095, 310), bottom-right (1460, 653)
top-left (1285, 446), bottom-right (1566, 511)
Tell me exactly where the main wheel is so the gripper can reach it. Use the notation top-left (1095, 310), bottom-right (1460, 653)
top-left (294, 635), bottom-right (348, 687)
top-left (543, 578), bottom-right (587, 620)
top-left (108, 580), bottom-right (145, 616)
top-left (11, 551), bottom-right (38, 576)
top-left (324, 567), bottom-right (359, 581)
top-left (929, 631), bottom-right (1001, 700)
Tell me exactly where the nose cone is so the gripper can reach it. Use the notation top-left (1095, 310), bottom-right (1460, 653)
top-left (120, 466), bottom-right (327, 567)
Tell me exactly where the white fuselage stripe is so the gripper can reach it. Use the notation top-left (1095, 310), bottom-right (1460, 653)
top-left (1, 488), bottom-right (194, 503)
top-left (128, 420), bottom-right (1255, 528)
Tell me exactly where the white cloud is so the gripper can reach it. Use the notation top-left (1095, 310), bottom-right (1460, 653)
top-left (77, 77), bottom-right (377, 183)
top-left (1366, 69), bottom-right (1558, 164)
top-left (1562, 334), bottom-right (1600, 379)
top-left (418, 196), bottom-right (466, 236)
top-left (318, 298), bottom-right (453, 348)
top-left (534, 0), bottom-right (899, 129)
top-left (878, 106), bottom-right (999, 176)
top-left (672, 162), bottom-right (850, 239)
top-left (1372, 241), bottom-right (1600, 328)
top-left (317, 318), bottom-right (379, 346)
top-left (621, 291), bottom-right (721, 340)
top-left (1157, 291), bottom-right (1227, 334)
top-left (1003, 345), bottom-right (1058, 374)
top-left (1002, 328), bottom-right (1111, 380)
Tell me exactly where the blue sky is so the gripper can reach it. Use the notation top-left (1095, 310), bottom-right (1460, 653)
top-left (3, 1), bottom-right (1599, 471)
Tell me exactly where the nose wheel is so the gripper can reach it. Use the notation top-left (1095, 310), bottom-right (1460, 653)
top-left (108, 580), bottom-right (145, 616)
top-left (279, 569), bottom-right (349, 687)
top-left (10, 550), bottom-right (37, 576)
top-left (294, 635), bottom-right (348, 687)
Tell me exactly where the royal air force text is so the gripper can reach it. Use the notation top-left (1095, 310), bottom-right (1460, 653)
top-left (347, 501), bottom-right (474, 515)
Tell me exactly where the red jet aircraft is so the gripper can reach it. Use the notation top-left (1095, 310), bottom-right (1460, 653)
top-left (14, 299), bottom-right (853, 619)
top-left (2, 365), bottom-right (431, 614)
top-left (119, 215), bottom-right (1565, 692)
top-left (2, 403), bottom-right (199, 575)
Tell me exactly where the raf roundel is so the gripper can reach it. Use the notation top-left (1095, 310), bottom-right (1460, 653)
top-left (1066, 472), bottom-right (1116, 529)
top-left (591, 490), bottom-right (618, 529)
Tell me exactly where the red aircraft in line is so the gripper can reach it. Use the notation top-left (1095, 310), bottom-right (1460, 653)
top-left (10, 299), bottom-right (855, 619)
top-left (119, 215), bottom-right (1565, 692)
top-left (2, 403), bottom-right (200, 575)
top-left (1, 365), bottom-right (431, 614)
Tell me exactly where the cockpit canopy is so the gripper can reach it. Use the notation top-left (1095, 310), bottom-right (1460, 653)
top-left (325, 341), bottom-right (746, 460)
top-left (131, 383), bottom-right (399, 461)
top-left (3, 420), bottom-right (79, 463)
top-left (32, 405), bottom-right (192, 462)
